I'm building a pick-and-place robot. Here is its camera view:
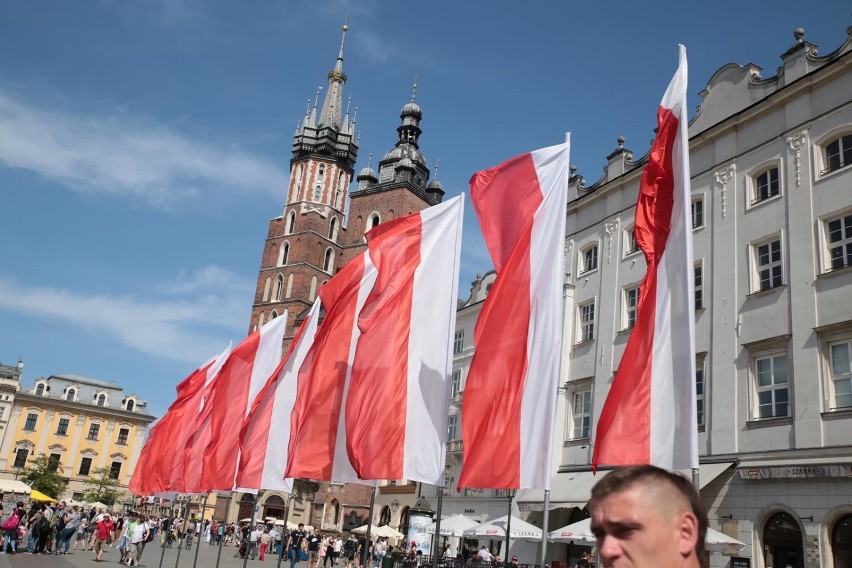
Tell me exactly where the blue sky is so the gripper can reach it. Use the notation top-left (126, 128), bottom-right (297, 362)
top-left (0, 1), bottom-right (847, 418)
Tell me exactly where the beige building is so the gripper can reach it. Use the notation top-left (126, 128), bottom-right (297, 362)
top-left (0, 367), bottom-right (155, 503)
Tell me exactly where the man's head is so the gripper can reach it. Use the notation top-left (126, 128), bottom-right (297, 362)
top-left (298, 523), bottom-right (305, 530)
top-left (589, 465), bottom-right (708, 568)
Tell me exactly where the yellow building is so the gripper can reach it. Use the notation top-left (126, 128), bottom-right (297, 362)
top-left (0, 368), bottom-right (155, 503)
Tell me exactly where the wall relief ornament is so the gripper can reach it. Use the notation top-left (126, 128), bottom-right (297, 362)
top-left (713, 164), bottom-right (736, 219)
top-left (786, 130), bottom-right (808, 188)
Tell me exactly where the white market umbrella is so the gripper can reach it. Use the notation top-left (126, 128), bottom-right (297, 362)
top-left (240, 518), bottom-right (253, 523)
top-left (548, 518), bottom-right (746, 553)
top-left (86, 501), bottom-right (110, 511)
top-left (423, 514), bottom-right (480, 537)
top-left (374, 525), bottom-right (404, 539)
top-left (464, 515), bottom-right (542, 540)
top-left (352, 524), bottom-right (382, 535)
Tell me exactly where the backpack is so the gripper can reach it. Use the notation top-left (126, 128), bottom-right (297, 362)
top-left (37, 515), bottom-right (50, 535)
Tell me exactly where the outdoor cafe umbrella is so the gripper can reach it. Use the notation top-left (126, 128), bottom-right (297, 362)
top-left (548, 518), bottom-right (747, 553)
top-left (463, 515), bottom-right (542, 540)
top-left (373, 525), bottom-right (404, 539)
top-left (29, 489), bottom-right (57, 503)
top-left (86, 501), bottom-right (110, 511)
top-left (352, 524), bottom-right (383, 535)
top-left (423, 514), bottom-right (480, 537)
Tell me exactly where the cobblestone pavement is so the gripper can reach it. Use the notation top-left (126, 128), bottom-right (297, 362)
top-left (0, 541), bottom-right (300, 568)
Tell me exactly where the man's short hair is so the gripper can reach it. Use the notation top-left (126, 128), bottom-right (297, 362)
top-left (590, 465), bottom-right (708, 568)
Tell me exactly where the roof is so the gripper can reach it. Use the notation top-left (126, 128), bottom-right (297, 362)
top-left (52, 374), bottom-right (121, 390)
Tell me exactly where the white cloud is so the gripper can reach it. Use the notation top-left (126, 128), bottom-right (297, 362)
top-left (0, 267), bottom-right (250, 365)
top-left (0, 90), bottom-right (288, 207)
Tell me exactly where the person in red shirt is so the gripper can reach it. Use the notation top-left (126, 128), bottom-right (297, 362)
top-left (94, 514), bottom-right (115, 562)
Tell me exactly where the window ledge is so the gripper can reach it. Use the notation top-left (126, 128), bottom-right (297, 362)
top-left (692, 224), bottom-right (705, 232)
top-left (616, 327), bottom-right (633, 336)
top-left (818, 163), bottom-right (851, 180)
top-left (698, 425), bottom-right (706, 433)
top-left (695, 307), bottom-right (706, 315)
top-left (747, 193), bottom-right (783, 210)
top-left (747, 284), bottom-right (786, 298)
top-left (745, 415), bottom-right (793, 429)
top-left (821, 407), bottom-right (852, 420)
top-left (579, 268), bottom-right (599, 277)
top-left (563, 437), bottom-right (590, 447)
top-left (817, 264), bottom-right (852, 279)
top-left (575, 339), bottom-right (595, 347)
top-left (623, 250), bottom-right (641, 259)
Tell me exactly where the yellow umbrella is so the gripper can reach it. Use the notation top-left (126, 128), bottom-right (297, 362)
top-left (29, 489), bottom-right (57, 503)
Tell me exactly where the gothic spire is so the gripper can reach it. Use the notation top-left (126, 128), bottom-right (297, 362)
top-left (318, 17), bottom-right (349, 129)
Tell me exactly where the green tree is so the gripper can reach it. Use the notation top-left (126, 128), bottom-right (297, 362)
top-left (82, 467), bottom-right (123, 506)
top-left (20, 454), bottom-right (67, 499)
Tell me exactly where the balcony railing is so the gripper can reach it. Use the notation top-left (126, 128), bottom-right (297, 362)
top-left (446, 440), bottom-right (464, 453)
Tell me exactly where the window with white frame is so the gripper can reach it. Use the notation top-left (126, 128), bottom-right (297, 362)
top-left (751, 166), bottom-right (780, 204)
top-left (828, 337), bottom-right (852, 410)
top-left (570, 388), bottom-right (592, 439)
top-left (753, 237), bottom-right (783, 292)
top-left (696, 355), bottom-right (706, 428)
top-left (279, 242), bottom-right (290, 266)
top-left (581, 244), bottom-right (598, 273)
top-left (450, 370), bottom-right (461, 399)
top-left (691, 198), bottom-right (704, 229)
top-left (286, 211), bottom-right (296, 234)
top-left (623, 285), bottom-right (639, 330)
top-left (447, 413), bottom-right (459, 441)
top-left (826, 212), bottom-right (852, 272)
top-left (624, 225), bottom-right (638, 256)
top-left (453, 331), bottom-right (464, 355)
top-left (694, 261), bottom-right (704, 310)
top-left (754, 352), bottom-right (789, 419)
top-left (579, 300), bottom-right (595, 342)
top-left (823, 133), bottom-right (852, 175)
top-left (313, 185), bottom-right (322, 201)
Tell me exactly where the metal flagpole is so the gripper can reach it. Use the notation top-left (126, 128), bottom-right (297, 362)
top-left (191, 494), bottom-right (208, 568)
top-left (174, 495), bottom-right (192, 568)
top-left (361, 486), bottom-right (377, 568)
top-left (277, 492), bottom-right (294, 568)
top-left (431, 487), bottom-right (444, 568)
top-left (538, 490), bottom-right (550, 567)
top-left (214, 492), bottom-right (231, 568)
top-left (503, 492), bottom-right (513, 565)
top-left (158, 510), bottom-right (168, 568)
top-left (243, 492), bottom-right (258, 568)
top-left (692, 468), bottom-right (700, 488)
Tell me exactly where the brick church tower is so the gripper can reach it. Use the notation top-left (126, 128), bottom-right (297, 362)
top-left (249, 25), bottom-right (445, 346)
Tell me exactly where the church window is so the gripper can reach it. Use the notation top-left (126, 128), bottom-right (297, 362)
top-left (287, 211), bottom-right (296, 234)
top-left (314, 185), bottom-right (322, 201)
top-left (270, 310), bottom-right (278, 320)
top-left (309, 276), bottom-right (318, 301)
top-left (286, 274), bottom-right (294, 298)
top-left (263, 277), bottom-right (271, 302)
top-left (274, 275), bottom-right (284, 301)
top-left (329, 218), bottom-right (339, 242)
top-left (294, 164), bottom-right (304, 196)
top-left (258, 312), bottom-right (265, 327)
top-left (279, 242), bottom-right (290, 266)
top-left (324, 248), bottom-right (335, 273)
top-left (317, 164), bottom-right (326, 181)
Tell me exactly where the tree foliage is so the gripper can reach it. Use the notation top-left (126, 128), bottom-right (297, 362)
top-left (20, 454), bottom-right (67, 499)
top-left (82, 467), bottom-right (124, 506)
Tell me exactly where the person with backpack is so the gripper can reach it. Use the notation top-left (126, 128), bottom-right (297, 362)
top-left (1, 501), bottom-right (25, 554)
top-left (55, 505), bottom-right (81, 554)
top-left (32, 506), bottom-right (52, 554)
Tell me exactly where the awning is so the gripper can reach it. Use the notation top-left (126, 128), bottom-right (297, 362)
top-left (30, 489), bottom-right (56, 503)
top-left (0, 480), bottom-right (31, 494)
top-left (517, 462), bottom-right (734, 511)
top-left (737, 456), bottom-right (852, 480)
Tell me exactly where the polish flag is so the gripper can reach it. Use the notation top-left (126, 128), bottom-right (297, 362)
top-left (592, 46), bottom-right (697, 471)
top-left (192, 312), bottom-right (288, 491)
top-left (235, 300), bottom-right (321, 492)
top-left (459, 141), bottom-right (570, 490)
top-left (129, 345), bottom-right (230, 495)
top-left (286, 195), bottom-right (464, 484)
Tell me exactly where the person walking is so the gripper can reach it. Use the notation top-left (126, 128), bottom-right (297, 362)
top-left (128, 513), bottom-right (150, 566)
top-left (72, 517), bottom-right (89, 551)
top-left (56, 506), bottom-right (81, 554)
top-left (248, 524), bottom-right (262, 560)
top-left (1, 501), bottom-right (24, 554)
top-left (94, 513), bottom-right (115, 562)
top-left (260, 529), bottom-right (270, 560)
top-left (287, 523), bottom-right (306, 568)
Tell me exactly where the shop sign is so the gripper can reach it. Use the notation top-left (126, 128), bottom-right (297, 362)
top-left (738, 464), bottom-right (852, 480)
top-left (731, 557), bottom-right (750, 568)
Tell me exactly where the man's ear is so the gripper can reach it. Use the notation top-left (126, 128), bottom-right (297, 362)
top-left (676, 512), bottom-right (699, 557)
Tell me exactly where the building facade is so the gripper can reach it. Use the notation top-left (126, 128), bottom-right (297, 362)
top-left (0, 370), bottom-right (155, 503)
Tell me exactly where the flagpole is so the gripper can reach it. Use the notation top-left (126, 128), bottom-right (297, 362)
top-left (157, 504), bottom-right (168, 568)
top-left (173, 495), bottom-right (192, 568)
top-left (538, 490), bottom-right (550, 567)
top-left (191, 494), bottom-right (208, 568)
top-left (431, 486), bottom-right (444, 568)
top-left (361, 486), bottom-right (377, 568)
top-left (243, 491), bottom-right (258, 568)
top-left (503, 491), bottom-right (513, 564)
top-left (214, 492), bottom-right (231, 568)
top-left (277, 492), bottom-right (294, 568)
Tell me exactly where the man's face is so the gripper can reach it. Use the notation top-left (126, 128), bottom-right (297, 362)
top-left (590, 485), bottom-right (696, 568)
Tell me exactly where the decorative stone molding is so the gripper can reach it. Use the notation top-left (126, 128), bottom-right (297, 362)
top-left (786, 130), bottom-right (808, 188)
top-left (604, 219), bottom-right (620, 263)
top-left (714, 164), bottom-right (736, 219)
top-left (564, 240), bottom-right (574, 283)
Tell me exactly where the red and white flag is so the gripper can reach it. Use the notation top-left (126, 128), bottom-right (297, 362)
top-left (235, 300), bottom-right (321, 492)
top-left (130, 344), bottom-right (230, 495)
top-left (592, 45), bottom-right (697, 471)
top-left (286, 195), bottom-right (464, 485)
top-left (459, 141), bottom-right (570, 490)
top-left (192, 312), bottom-right (288, 491)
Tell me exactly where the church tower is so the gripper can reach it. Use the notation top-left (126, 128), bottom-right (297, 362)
top-left (248, 22), bottom-right (358, 340)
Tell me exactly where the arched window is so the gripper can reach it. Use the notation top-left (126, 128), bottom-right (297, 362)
top-left (399, 507), bottom-right (410, 539)
top-left (309, 276), bottom-right (318, 301)
top-left (287, 211), bottom-right (296, 234)
top-left (279, 242), bottom-right (290, 266)
top-left (35, 384), bottom-right (44, 396)
top-left (258, 312), bottom-right (265, 327)
top-left (270, 310), bottom-right (278, 320)
top-left (263, 277), bottom-right (271, 302)
top-left (274, 275), bottom-right (284, 301)
top-left (763, 512), bottom-right (804, 568)
top-left (379, 506), bottom-right (391, 527)
top-left (314, 185), bottom-right (322, 201)
top-left (832, 513), bottom-right (852, 568)
top-left (294, 163), bottom-right (304, 196)
top-left (317, 164), bottom-right (326, 181)
top-left (370, 214), bottom-right (381, 230)
top-left (125, 399), bottom-right (135, 412)
top-left (286, 274), bottom-right (294, 298)
top-left (96, 394), bottom-right (106, 407)
top-left (336, 172), bottom-right (346, 208)
top-left (238, 493), bottom-right (255, 522)
top-left (331, 499), bottom-right (340, 525)
top-left (324, 248), bottom-right (335, 273)
top-left (329, 218), bottom-right (338, 242)
top-left (65, 389), bottom-right (75, 401)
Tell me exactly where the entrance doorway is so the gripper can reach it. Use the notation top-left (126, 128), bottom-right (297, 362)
top-left (763, 512), bottom-right (804, 568)
top-left (832, 514), bottom-right (852, 568)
